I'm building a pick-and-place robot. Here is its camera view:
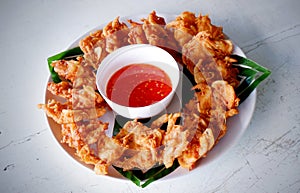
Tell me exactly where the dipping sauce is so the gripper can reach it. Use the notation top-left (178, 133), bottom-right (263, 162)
top-left (106, 63), bottom-right (172, 107)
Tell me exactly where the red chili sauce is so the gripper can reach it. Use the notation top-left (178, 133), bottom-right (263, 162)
top-left (106, 63), bottom-right (172, 107)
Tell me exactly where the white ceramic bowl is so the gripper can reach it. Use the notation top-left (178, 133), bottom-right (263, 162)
top-left (96, 44), bottom-right (180, 119)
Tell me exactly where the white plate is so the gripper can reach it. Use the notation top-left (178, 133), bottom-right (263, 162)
top-left (45, 13), bottom-right (256, 181)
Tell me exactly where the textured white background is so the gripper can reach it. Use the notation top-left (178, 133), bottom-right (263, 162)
top-left (0, 0), bottom-right (299, 192)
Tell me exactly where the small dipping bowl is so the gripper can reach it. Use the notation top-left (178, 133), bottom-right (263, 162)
top-left (96, 44), bottom-right (180, 119)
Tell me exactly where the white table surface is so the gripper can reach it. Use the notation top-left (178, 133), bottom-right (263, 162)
top-left (1, 0), bottom-right (299, 192)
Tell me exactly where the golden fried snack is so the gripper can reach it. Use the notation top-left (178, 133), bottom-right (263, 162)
top-left (182, 32), bottom-right (239, 87)
top-left (162, 124), bottom-right (189, 168)
top-left (196, 14), bottom-right (224, 40)
top-left (149, 113), bottom-right (192, 168)
top-left (211, 80), bottom-right (240, 112)
top-left (182, 32), bottom-right (232, 70)
top-left (51, 57), bottom-right (83, 83)
top-left (102, 16), bottom-right (130, 53)
top-left (150, 113), bottom-right (169, 129)
top-left (194, 80), bottom-right (239, 136)
top-left (181, 98), bottom-right (211, 146)
top-left (141, 11), bottom-right (180, 53)
top-left (193, 83), bottom-right (213, 115)
top-left (112, 149), bottom-right (156, 172)
top-left (47, 82), bottom-right (104, 110)
top-left (47, 81), bottom-right (73, 99)
top-left (96, 133), bottom-right (125, 167)
top-left (127, 11), bottom-right (181, 61)
top-left (168, 11), bottom-right (239, 88)
top-left (38, 99), bottom-right (71, 124)
top-left (38, 99), bottom-right (106, 124)
top-left (176, 79), bottom-right (239, 169)
top-left (72, 85), bottom-right (104, 109)
top-left (166, 11), bottom-right (198, 47)
top-left (61, 122), bottom-right (84, 150)
top-left (127, 11), bottom-right (172, 46)
top-left (113, 120), bottom-right (164, 172)
top-left (115, 120), bottom-right (164, 149)
top-left (76, 119), bottom-right (108, 144)
top-left (215, 57), bottom-right (240, 88)
top-left (167, 11), bottom-right (224, 47)
top-left (188, 31), bottom-right (233, 59)
top-left (127, 19), bottom-right (148, 44)
top-left (80, 29), bottom-right (104, 55)
top-left (79, 29), bottom-right (108, 69)
top-left (178, 128), bottom-right (214, 169)
top-left (80, 17), bottom-right (129, 69)
top-left (72, 73), bottom-right (96, 90)
top-left (61, 120), bottom-right (110, 175)
top-left (182, 33), bottom-right (215, 76)
top-left (77, 144), bottom-right (109, 175)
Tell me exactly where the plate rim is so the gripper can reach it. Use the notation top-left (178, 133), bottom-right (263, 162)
top-left (44, 12), bottom-right (257, 182)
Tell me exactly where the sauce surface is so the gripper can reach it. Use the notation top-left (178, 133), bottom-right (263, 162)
top-left (106, 63), bottom-right (172, 107)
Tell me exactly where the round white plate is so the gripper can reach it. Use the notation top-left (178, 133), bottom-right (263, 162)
top-left (45, 13), bottom-right (256, 181)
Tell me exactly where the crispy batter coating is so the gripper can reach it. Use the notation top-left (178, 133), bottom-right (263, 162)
top-left (211, 80), bottom-right (240, 111)
top-left (79, 29), bottom-right (108, 69)
top-left (47, 82), bottom-right (104, 108)
top-left (115, 120), bottom-right (164, 150)
top-left (177, 80), bottom-right (239, 169)
top-left (166, 11), bottom-right (198, 47)
top-left (115, 150), bottom-right (160, 172)
top-left (168, 11), bottom-right (239, 88)
top-left (80, 29), bottom-right (104, 55)
top-left (196, 14), bottom-right (224, 40)
top-left (61, 120), bottom-right (110, 175)
top-left (143, 16), bottom-right (168, 46)
top-left (102, 17), bottom-right (129, 53)
top-left (77, 144), bottom-right (109, 174)
top-left (72, 85), bottom-right (104, 109)
top-left (38, 99), bottom-right (106, 124)
top-left (47, 81), bottom-right (73, 99)
top-left (162, 124), bottom-right (189, 168)
top-left (142, 11), bottom-right (180, 53)
top-left (96, 134), bottom-right (125, 166)
top-left (38, 99), bottom-right (70, 124)
top-left (167, 11), bottom-right (224, 47)
top-left (182, 32), bottom-right (233, 70)
top-left (178, 128), bottom-right (215, 169)
top-left (127, 19), bottom-right (148, 44)
top-left (113, 120), bottom-right (164, 172)
top-left (79, 17), bottom-right (129, 69)
top-left (182, 32), bottom-right (239, 87)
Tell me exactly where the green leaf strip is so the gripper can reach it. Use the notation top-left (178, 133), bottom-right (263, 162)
top-left (141, 160), bottom-right (180, 188)
top-left (113, 166), bottom-right (141, 187)
top-left (232, 54), bottom-right (271, 103)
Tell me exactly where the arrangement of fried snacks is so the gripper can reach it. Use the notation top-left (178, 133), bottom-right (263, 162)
top-left (38, 11), bottom-right (240, 175)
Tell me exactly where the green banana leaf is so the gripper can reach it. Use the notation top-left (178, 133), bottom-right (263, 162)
top-left (232, 54), bottom-right (271, 103)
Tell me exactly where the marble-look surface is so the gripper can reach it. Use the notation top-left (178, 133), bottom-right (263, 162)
top-left (0, 0), bottom-right (299, 192)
